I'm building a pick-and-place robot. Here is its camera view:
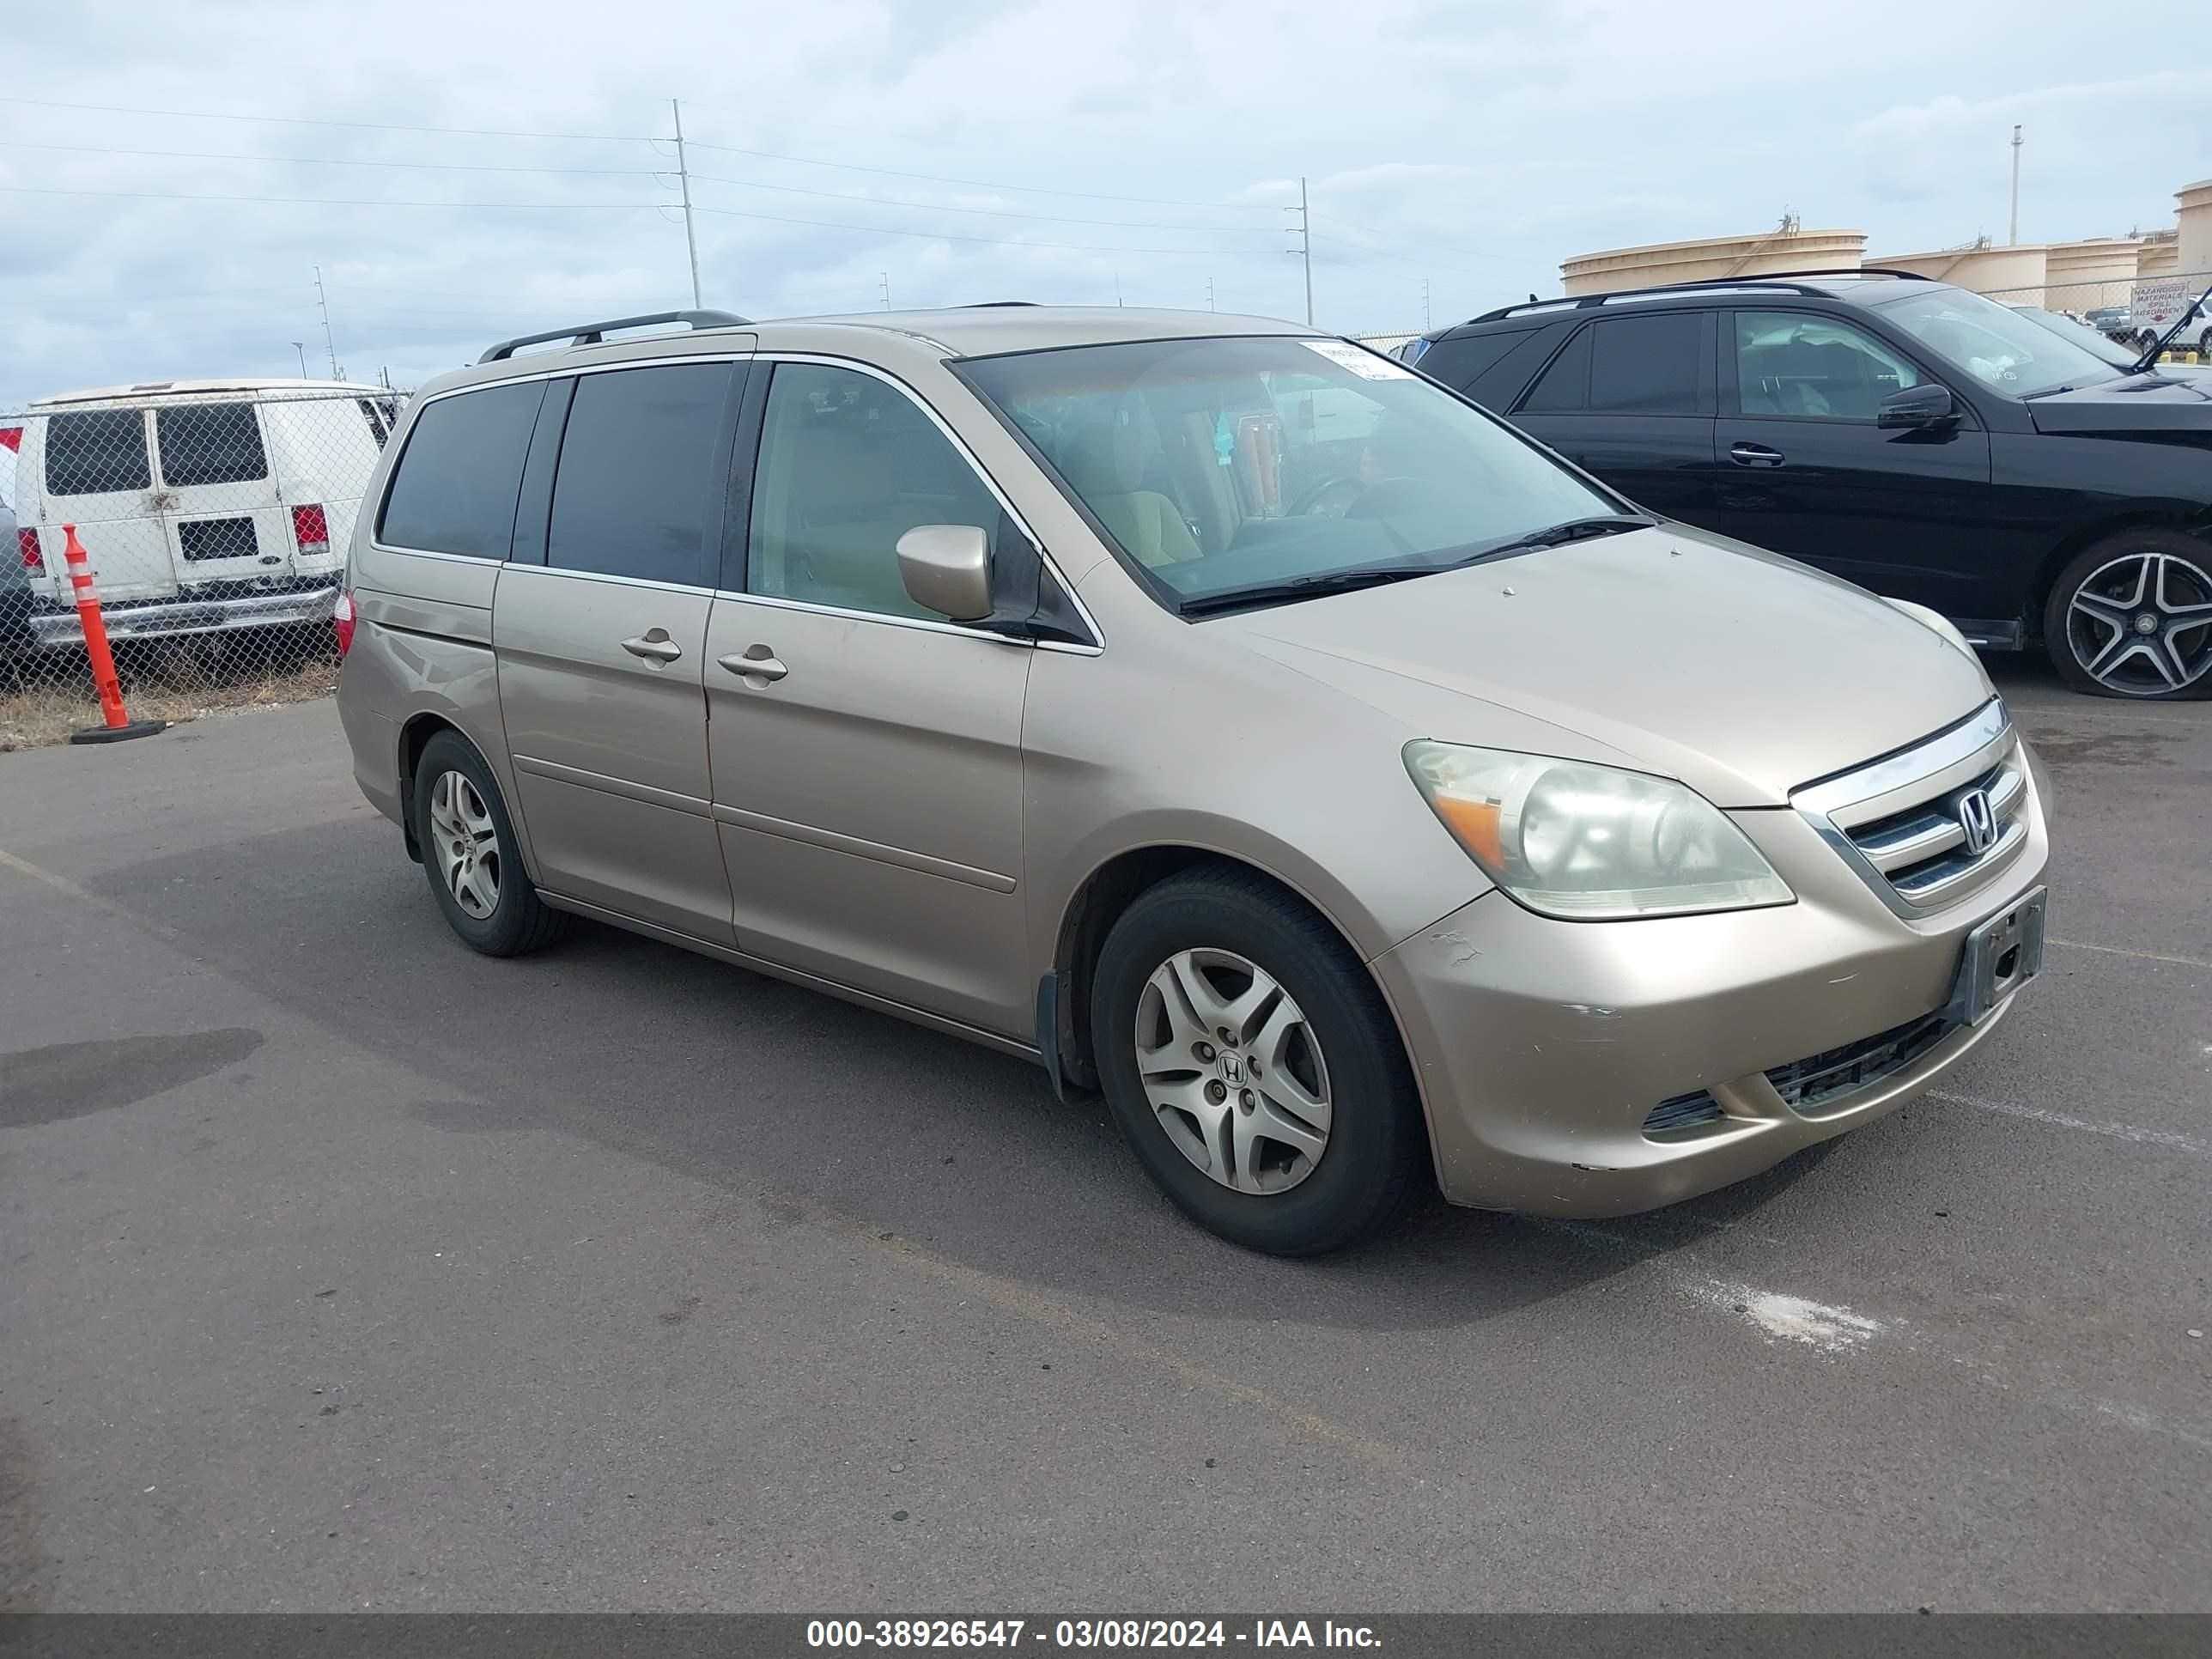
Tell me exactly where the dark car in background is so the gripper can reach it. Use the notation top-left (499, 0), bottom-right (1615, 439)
top-left (1404, 270), bottom-right (2212, 699)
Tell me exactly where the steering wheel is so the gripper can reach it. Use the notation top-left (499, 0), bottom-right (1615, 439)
top-left (1288, 476), bottom-right (1364, 518)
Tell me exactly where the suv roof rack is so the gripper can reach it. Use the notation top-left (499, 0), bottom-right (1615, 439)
top-left (961, 301), bottom-right (1040, 307)
top-left (477, 309), bottom-right (751, 364)
top-left (1465, 267), bottom-right (1933, 326)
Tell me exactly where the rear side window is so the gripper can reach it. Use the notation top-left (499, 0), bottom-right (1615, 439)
top-left (156, 403), bottom-right (269, 486)
top-left (546, 363), bottom-right (731, 586)
top-left (1415, 328), bottom-right (1538, 392)
top-left (1518, 327), bottom-right (1592, 412)
top-left (379, 381), bottom-right (546, 559)
top-left (357, 400), bottom-right (392, 449)
top-left (1588, 313), bottom-right (1709, 414)
top-left (44, 409), bottom-right (151, 496)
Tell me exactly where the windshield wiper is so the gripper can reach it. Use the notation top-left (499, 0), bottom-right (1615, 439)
top-left (1464, 513), bottom-right (1659, 560)
top-left (1181, 563), bottom-right (1438, 617)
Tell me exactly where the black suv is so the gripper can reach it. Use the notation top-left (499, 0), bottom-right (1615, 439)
top-left (1406, 270), bottom-right (2212, 699)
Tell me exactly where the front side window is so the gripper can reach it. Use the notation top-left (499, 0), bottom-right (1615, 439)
top-left (1874, 286), bottom-right (2124, 397)
top-left (547, 363), bottom-right (730, 586)
top-left (155, 403), bottom-right (268, 486)
top-left (960, 335), bottom-right (1621, 614)
top-left (378, 380), bottom-right (545, 559)
top-left (1734, 312), bottom-right (1923, 421)
top-left (44, 408), bottom-right (151, 496)
top-left (747, 362), bottom-right (1002, 621)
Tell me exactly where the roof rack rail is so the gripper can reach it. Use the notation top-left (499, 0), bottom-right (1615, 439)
top-left (962, 301), bottom-right (1040, 307)
top-left (477, 309), bottom-right (750, 364)
top-left (1465, 266), bottom-right (1933, 326)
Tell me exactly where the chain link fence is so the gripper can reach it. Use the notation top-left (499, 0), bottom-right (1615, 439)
top-left (2, 387), bottom-right (403, 749)
top-left (1971, 270), bottom-right (2212, 359)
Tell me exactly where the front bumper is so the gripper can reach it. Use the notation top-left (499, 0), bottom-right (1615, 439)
top-left (27, 583), bottom-right (341, 648)
top-left (1373, 763), bottom-right (2050, 1217)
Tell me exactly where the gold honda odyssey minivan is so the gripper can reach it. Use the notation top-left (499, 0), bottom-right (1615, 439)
top-left (337, 305), bottom-right (2050, 1255)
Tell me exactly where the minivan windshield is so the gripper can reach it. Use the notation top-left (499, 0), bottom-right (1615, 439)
top-left (959, 336), bottom-right (1623, 613)
top-left (1875, 286), bottom-right (2122, 397)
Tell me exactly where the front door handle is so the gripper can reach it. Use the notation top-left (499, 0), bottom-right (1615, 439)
top-left (620, 629), bottom-right (684, 664)
top-left (718, 646), bottom-right (788, 684)
top-left (1729, 441), bottom-right (1786, 468)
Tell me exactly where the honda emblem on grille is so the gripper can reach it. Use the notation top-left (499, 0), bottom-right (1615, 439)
top-left (1957, 787), bottom-right (1997, 854)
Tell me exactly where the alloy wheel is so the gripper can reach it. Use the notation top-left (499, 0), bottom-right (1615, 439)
top-left (1133, 948), bottom-right (1332, 1195)
top-left (2064, 550), bottom-right (2212, 696)
top-left (428, 769), bottom-right (502, 918)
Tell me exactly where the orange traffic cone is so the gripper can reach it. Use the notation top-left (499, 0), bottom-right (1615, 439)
top-left (60, 524), bottom-right (166, 744)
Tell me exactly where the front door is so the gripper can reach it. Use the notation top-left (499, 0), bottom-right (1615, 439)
top-left (1715, 308), bottom-right (1997, 615)
top-left (706, 360), bottom-right (1035, 1039)
top-left (493, 361), bottom-right (742, 943)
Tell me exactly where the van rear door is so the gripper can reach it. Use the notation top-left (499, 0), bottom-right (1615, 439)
top-left (150, 400), bottom-right (291, 588)
top-left (30, 406), bottom-right (173, 603)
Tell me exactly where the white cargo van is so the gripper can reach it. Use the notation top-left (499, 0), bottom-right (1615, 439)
top-left (10, 379), bottom-right (398, 649)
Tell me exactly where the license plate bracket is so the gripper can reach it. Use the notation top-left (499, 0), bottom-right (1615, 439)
top-left (1943, 886), bottom-right (2047, 1026)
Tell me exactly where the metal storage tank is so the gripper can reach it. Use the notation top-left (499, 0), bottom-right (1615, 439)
top-left (1861, 243), bottom-right (2049, 295)
top-left (1559, 226), bottom-right (1866, 295)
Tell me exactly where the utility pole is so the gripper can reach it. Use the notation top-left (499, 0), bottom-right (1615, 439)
top-left (1114, 271), bottom-right (1123, 307)
top-left (1206, 276), bottom-right (1215, 313)
top-left (313, 267), bottom-right (340, 379)
top-left (2008, 124), bottom-right (2023, 245)
top-left (290, 341), bottom-right (307, 376)
top-left (672, 97), bottom-right (702, 309)
top-left (879, 272), bottom-right (891, 309)
top-left (1286, 177), bottom-right (1313, 326)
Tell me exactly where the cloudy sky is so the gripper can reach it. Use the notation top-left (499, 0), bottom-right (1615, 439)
top-left (4, 0), bottom-right (2207, 407)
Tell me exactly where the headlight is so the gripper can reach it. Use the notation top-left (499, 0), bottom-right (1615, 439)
top-left (1404, 742), bottom-right (1795, 921)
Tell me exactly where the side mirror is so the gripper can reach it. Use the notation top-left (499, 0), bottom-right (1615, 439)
top-left (896, 524), bottom-right (994, 623)
top-left (1877, 383), bottom-right (1955, 430)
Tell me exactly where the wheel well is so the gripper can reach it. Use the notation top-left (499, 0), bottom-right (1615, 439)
top-left (2028, 512), bottom-right (2203, 640)
top-left (1048, 847), bottom-right (1371, 1093)
top-left (395, 713), bottom-right (460, 863)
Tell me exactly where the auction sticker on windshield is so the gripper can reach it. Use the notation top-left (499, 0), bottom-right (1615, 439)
top-left (1300, 339), bottom-right (1415, 380)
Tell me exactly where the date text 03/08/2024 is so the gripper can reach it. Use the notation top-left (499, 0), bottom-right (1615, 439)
top-left (805, 1620), bottom-right (1383, 1649)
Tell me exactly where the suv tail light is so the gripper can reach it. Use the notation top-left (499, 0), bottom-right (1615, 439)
top-left (17, 528), bottom-right (40, 572)
top-left (333, 588), bottom-right (356, 659)
top-left (292, 502), bottom-right (330, 556)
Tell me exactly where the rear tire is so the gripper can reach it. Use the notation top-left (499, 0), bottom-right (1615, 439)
top-left (2042, 532), bottom-right (2212, 700)
top-left (1090, 867), bottom-right (1425, 1256)
top-left (410, 731), bottom-right (568, 956)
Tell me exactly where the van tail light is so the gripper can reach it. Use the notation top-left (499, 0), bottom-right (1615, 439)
top-left (16, 528), bottom-right (40, 573)
top-left (332, 588), bottom-right (356, 659)
top-left (0, 425), bottom-right (21, 453)
top-left (292, 502), bottom-right (330, 556)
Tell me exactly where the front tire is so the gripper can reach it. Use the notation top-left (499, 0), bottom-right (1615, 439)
top-left (410, 731), bottom-right (568, 955)
top-left (2042, 532), bottom-right (2212, 700)
top-left (1090, 868), bottom-right (1425, 1255)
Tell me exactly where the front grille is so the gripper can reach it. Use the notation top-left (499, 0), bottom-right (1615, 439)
top-left (1793, 700), bottom-right (2027, 916)
top-left (1766, 1012), bottom-right (1953, 1115)
top-left (1643, 1091), bottom-right (1724, 1138)
top-left (178, 516), bottom-right (259, 562)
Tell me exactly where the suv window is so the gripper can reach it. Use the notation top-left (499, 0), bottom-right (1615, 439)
top-left (1518, 327), bottom-right (1592, 413)
top-left (379, 380), bottom-right (545, 559)
top-left (547, 364), bottom-right (730, 586)
top-left (747, 362), bottom-right (1000, 621)
top-left (156, 403), bottom-right (269, 487)
top-left (1415, 328), bottom-right (1538, 393)
top-left (1735, 311), bottom-right (1922, 421)
top-left (1588, 313), bottom-right (1707, 414)
top-left (44, 408), bottom-right (151, 496)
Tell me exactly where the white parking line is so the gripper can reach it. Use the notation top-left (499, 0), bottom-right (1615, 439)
top-left (1926, 1088), bottom-right (2210, 1156)
top-left (2049, 936), bottom-right (2211, 970)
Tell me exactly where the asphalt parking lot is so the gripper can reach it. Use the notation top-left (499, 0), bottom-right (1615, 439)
top-left (1, 657), bottom-right (2206, 1613)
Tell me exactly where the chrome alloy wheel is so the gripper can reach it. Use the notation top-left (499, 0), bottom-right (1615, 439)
top-left (2066, 550), bottom-right (2212, 696)
top-left (428, 769), bottom-right (501, 919)
top-left (1133, 948), bottom-right (1332, 1195)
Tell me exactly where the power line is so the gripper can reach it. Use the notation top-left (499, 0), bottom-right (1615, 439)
top-left (0, 95), bottom-right (650, 144)
top-left (0, 183), bottom-right (666, 210)
top-left (687, 171), bottom-right (1277, 234)
top-left (684, 135), bottom-right (1279, 211)
top-left (0, 138), bottom-right (660, 177)
top-left (687, 199), bottom-right (1255, 256)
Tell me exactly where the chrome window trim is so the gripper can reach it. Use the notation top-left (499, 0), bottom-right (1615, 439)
top-left (1791, 699), bottom-right (2027, 920)
top-left (744, 350), bottom-right (1105, 653)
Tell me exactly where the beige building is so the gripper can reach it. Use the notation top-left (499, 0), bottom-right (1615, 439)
top-left (2177, 180), bottom-right (2212, 277)
top-left (2042, 237), bottom-right (2140, 310)
top-left (1861, 243), bottom-right (2049, 296)
top-left (1559, 227), bottom-right (1865, 295)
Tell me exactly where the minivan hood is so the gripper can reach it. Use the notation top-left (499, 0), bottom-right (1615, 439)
top-left (1227, 526), bottom-right (1992, 808)
top-left (2024, 373), bottom-right (2212, 434)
